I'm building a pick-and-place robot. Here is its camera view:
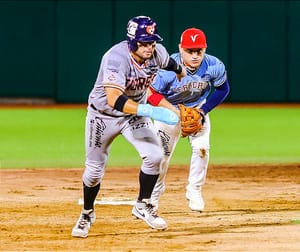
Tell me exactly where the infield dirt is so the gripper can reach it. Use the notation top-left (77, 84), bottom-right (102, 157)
top-left (1, 164), bottom-right (299, 251)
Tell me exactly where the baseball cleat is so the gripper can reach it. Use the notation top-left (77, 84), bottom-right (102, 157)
top-left (132, 200), bottom-right (167, 230)
top-left (72, 209), bottom-right (96, 238)
top-left (186, 191), bottom-right (205, 212)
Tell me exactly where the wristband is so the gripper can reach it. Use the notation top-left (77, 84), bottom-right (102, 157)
top-left (114, 94), bottom-right (128, 112)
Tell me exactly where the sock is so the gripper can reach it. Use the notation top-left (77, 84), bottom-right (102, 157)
top-left (83, 182), bottom-right (100, 210)
top-left (138, 170), bottom-right (159, 201)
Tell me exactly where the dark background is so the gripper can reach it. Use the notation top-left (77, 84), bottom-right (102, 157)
top-left (1, 0), bottom-right (299, 103)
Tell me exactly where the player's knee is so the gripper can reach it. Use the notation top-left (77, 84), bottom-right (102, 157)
top-left (83, 174), bottom-right (101, 187)
top-left (142, 149), bottom-right (163, 174)
top-left (83, 160), bottom-right (105, 187)
top-left (151, 150), bottom-right (164, 167)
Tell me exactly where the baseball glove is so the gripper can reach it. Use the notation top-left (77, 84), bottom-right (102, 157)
top-left (178, 104), bottom-right (205, 137)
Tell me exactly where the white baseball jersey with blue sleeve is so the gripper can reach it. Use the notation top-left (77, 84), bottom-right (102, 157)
top-left (151, 53), bottom-right (227, 108)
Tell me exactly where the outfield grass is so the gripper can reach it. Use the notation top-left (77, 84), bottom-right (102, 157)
top-left (209, 107), bottom-right (300, 164)
top-left (0, 106), bottom-right (299, 169)
top-left (0, 108), bottom-right (87, 169)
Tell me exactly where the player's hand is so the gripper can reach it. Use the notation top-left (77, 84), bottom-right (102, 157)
top-left (137, 104), bottom-right (179, 125)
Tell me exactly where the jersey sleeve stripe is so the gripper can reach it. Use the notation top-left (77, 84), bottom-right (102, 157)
top-left (103, 83), bottom-right (125, 92)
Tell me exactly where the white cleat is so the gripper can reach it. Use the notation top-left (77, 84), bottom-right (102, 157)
top-left (72, 209), bottom-right (96, 238)
top-left (132, 200), bottom-right (167, 230)
top-left (186, 191), bottom-right (205, 212)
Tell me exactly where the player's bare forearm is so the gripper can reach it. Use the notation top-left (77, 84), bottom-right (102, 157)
top-left (158, 98), bottom-right (180, 117)
top-left (105, 86), bottom-right (138, 114)
top-left (123, 99), bottom-right (138, 114)
top-left (147, 87), bottom-right (179, 117)
top-left (104, 86), bottom-right (179, 125)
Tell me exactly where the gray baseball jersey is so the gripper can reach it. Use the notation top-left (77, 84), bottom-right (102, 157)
top-left (83, 40), bottom-right (172, 187)
top-left (88, 41), bottom-right (169, 116)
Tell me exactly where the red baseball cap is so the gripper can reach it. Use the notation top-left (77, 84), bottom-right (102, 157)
top-left (180, 28), bottom-right (207, 49)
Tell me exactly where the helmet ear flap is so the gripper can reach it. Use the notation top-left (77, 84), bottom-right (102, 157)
top-left (127, 39), bottom-right (138, 51)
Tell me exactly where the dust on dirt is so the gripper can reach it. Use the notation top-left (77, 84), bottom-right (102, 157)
top-left (1, 164), bottom-right (299, 251)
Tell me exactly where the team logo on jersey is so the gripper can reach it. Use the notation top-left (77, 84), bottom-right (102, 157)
top-left (126, 74), bottom-right (156, 90)
top-left (191, 34), bottom-right (199, 42)
top-left (108, 73), bottom-right (117, 81)
top-left (173, 81), bottom-right (209, 96)
top-left (146, 24), bottom-right (155, 35)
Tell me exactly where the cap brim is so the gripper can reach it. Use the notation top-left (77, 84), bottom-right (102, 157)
top-left (139, 34), bottom-right (163, 42)
top-left (181, 43), bottom-right (207, 49)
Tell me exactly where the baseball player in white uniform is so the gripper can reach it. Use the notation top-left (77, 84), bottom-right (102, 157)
top-left (148, 28), bottom-right (230, 212)
top-left (72, 16), bottom-right (186, 237)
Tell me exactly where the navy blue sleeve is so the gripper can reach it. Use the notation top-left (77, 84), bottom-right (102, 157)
top-left (200, 80), bottom-right (230, 114)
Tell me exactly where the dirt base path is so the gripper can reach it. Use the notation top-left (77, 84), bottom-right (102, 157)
top-left (1, 164), bottom-right (300, 251)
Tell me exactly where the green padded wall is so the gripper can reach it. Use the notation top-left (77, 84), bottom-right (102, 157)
top-left (0, 1), bottom-right (55, 97)
top-left (56, 1), bottom-right (113, 102)
top-left (172, 1), bottom-right (228, 64)
top-left (0, 1), bottom-right (299, 103)
top-left (230, 1), bottom-right (287, 102)
top-left (288, 1), bottom-right (300, 102)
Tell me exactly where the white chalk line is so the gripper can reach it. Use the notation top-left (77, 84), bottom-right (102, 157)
top-left (78, 197), bottom-right (136, 206)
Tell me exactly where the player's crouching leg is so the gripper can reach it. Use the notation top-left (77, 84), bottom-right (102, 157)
top-left (131, 145), bottom-right (167, 230)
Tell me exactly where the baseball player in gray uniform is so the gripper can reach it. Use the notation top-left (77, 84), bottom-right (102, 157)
top-left (72, 16), bottom-right (186, 238)
top-left (148, 28), bottom-right (230, 212)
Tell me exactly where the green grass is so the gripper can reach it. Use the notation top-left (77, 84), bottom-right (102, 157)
top-left (0, 108), bottom-right (86, 168)
top-left (291, 219), bottom-right (300, 224)
top-left (0, 106), bottom-right (299, 169)
top-left (209, 107), bottom-right (300, 164)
